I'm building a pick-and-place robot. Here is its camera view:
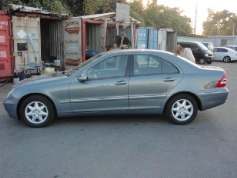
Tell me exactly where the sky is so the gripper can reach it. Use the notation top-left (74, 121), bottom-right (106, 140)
top-left (145, 0), bottom-right (237, 35)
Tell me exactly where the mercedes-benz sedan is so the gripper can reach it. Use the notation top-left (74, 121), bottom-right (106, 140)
top-left (4, 49), bottom-right (229, 127)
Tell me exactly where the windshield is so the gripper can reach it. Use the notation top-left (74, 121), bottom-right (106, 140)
top-left (63, 53), bottom-right (102, 76)
top-left (197, 42), bottom-right (209, 51)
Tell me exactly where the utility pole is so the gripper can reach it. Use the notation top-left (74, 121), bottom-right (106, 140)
top-left (233, 23), bottom-right (235, 35)
top-left (194, 4), bottom-right (197, 34)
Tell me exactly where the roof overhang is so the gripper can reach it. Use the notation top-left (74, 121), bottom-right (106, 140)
top-left (9, 4), bottom-right (70, 20)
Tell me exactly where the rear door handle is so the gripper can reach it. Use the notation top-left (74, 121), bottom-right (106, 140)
top-left (115, 80), bottom-right (127, 85)
top-left (163, 78), bottom-right (175, 82)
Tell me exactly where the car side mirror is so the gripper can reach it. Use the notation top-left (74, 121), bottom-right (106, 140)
top-left (78, 74), bottom-right (88, 82)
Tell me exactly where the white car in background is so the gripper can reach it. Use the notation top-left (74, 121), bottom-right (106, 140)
top-left (213, 47), bottom-right (237, 63)
top-left (225, 45), bottom-right (237, 51)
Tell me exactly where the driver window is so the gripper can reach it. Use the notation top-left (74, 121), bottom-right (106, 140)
top-left (87, 55), bottom-right (128, 79)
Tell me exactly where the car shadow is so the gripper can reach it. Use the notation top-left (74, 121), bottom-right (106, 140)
top-left (53, 114), bottom-right (169, 127)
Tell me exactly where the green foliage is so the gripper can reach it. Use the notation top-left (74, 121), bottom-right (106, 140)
top-left (0, 0), bottom-right (23, 10)
top-left (130, 0), bottom-right (145, 24)
top-left (143, 4), bottom-right (192, 33)
top-left (83, 0), bottom-right (127, 15)
top-left (203, 9), bottom-right (237, 35)
top-left (0, 0), bottom-right (69, 13)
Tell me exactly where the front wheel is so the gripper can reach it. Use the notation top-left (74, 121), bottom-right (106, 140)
top-left (165, 94), bottom-right (198, 125)
top-left (206, 60), bottom-right (212, 64)
top-left (20, 95), bottom-right (55, 128)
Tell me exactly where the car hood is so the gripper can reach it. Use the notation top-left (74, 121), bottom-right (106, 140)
top-left (14, 72), bottom-right (67, 87)
top-left (204, 50), bottom-right (213, 55)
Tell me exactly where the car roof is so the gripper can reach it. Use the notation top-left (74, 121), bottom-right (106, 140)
top-left (177, 41), bottom-right (201, 44)
top-left (226, 45), bottom-right (237, 46)
top-left (101, 49), bottom-right (175, 56)
top-left (214, 47), bottom-right (229, 49)
top-left (214, 47), bottom-right (236, 51)
top-left (202, 42), bottom-right (213, 44)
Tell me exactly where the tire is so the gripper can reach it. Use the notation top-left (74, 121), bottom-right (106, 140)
top-left (206, 60), bottom-right (212, 64)
top-left (199, 58), bottom-right (206, 64)
top-left (165, 94), bottom-right (198, 125)
top-left (20, 95), bottom-right (55, 128)
top-left (223, 56), bottom-right (231, 63)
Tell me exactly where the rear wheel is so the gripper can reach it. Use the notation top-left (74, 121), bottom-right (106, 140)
top-left (20, 95), bottom-right (55, 128)
top-left (223, 56), bottom-right (231, 63)
top-left (165, 94), bottom-right (198, 125)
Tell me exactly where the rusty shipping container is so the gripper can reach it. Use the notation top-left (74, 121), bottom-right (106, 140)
top-left (0, 11), bottom-right (13, 79)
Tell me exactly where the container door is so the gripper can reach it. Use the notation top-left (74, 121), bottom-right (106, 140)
top-left (136, 28), bottom-right (148, 49)
top-left (167, 31), bottom-right (177, 53)
top-left (148, 28), bottom-right (158, 49)
top-left (12, 16), bottom-right (41, 72)
top-left (0, 13), bottom-right (12, 78)
top-left (158, 30), bottom-right (167, 51)
top-left (63, 18), bottom-right (82, 69)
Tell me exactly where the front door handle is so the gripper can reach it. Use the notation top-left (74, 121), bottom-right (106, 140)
top-left (115, 80), bottom-right (127, 85)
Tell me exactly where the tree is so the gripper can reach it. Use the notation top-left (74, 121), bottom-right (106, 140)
top-left (83, 0), bottom-right (127, 15)
top-left (144, 4), bottom-right (192, 34)
top-left (203, 9), bottom-right (237, 36)
top-left (129, 0), bottom-right (145, 25)
top-left (0, 0), bottom-right (69, 13)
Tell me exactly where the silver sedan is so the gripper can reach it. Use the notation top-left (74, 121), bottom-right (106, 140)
top-left (4, 49), bottom-right (229, 127)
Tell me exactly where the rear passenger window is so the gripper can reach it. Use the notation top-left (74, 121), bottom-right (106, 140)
top-left (162, 60), bottom-right (179, 74)
top-left (133, 55), bottom-right (179, 75)
top-left (133, 55), bottom-right (161, 75)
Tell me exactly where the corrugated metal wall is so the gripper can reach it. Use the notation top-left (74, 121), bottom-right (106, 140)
top-left (86, 23), bottom-right (102, 52)
top-left (206, 36), bottom-right (237, 47)
top-left (0, 12), bottom-right (12, 78)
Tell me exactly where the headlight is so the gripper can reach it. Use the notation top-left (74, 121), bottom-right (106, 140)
top-left (205, 53), bottom-right (209, 57)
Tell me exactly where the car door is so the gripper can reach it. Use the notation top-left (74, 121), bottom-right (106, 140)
top-left (69, 55), bottom-right (129, 113)
top-left (214, 48), bottom-right (226, 61)
top-left (213, 48), bottom-right (221, 61)
top-left (128, 54), bottom-right (183, 111)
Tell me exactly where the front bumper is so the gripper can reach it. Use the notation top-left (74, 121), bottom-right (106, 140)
top-left (206, 56), bottom-right (214, 63)
top-left (3, 99), bottom-right (18, 119)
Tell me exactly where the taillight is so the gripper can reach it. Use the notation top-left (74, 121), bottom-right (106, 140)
top-left (215, 74), bottom-right (227, 88)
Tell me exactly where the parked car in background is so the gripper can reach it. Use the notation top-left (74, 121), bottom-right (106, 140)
top-left (225, 45), bottom-right (237, 51)
top-left (177, 41), bottom-right (214, 64)
top-left (202, 42), bottom-right (214, 51)
top-left (4, 49), bottom-right (228, 128)
top-left (213, 47), bottom-right (237, 62)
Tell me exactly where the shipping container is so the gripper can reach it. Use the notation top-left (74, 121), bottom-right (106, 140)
top-left (0, 11), bottom-right (13, 79)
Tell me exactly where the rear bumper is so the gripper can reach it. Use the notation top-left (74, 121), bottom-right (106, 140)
top-left (197, 88), bottom-right (229, 110)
